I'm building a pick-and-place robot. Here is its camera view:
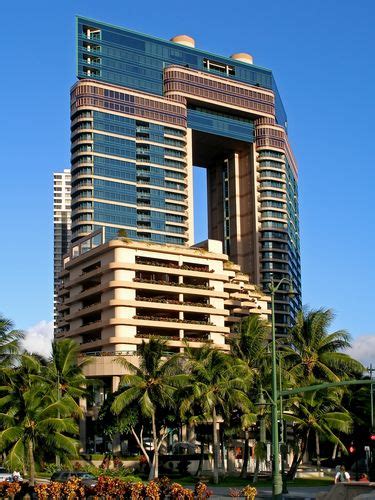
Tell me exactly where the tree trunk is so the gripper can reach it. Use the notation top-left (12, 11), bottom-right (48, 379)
top-left (150, 411), bottom-right (158, 480)
top-left (316, 431), bottom-right (321, 470)
top-left (28, 439), bottom-right (36, 487)
top-left (195, 437), bottom-right (205, 477)
top-left (220, 430), bottom-right (225, 471)
top-left (56, 374), bottom-right (61, 466)
top-left (253, 442), bottom-right (267, 484)
top-left (212, 407), bottom-right (219, 484)
top-left (131, 427), bottom-right (152, 471)
top-left (241, 434), bottom-right (250, 478)
top-left (287, 430), bottom-right (310, 480)
top-left (332, 442), bottom-right (338, 460)
top-left (253, 456), bottom-right (260, 484)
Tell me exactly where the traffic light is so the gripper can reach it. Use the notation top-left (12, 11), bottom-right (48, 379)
top-left (349, 442), bottom-right (356, 454)
top-left (370, 430), bottom-right (375, 442)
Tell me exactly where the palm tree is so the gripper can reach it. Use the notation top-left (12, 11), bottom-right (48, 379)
top-left (111, 339), bottom-right (187, 479)
top-left (180, 346), bottom-right (252, 484)
top-left (281, 308), bottom-right (363, 475)
top-left (0, 354), bottom-right (79, 485)
top-left (46, 339), bottom-right (90, 407)
top-left (283, 308), bottom-right (364, 384)
top-left (45, 339), bottom-right (90, 464)
top-left (229, 315), bottom-right (271, 477)
top-left (285, 389), bottom-right (352, 479)
top-left (0, 315), bottom-right (23, 368)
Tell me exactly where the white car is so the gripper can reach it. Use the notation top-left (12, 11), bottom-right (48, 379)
top-left (0, 468), bottom-right (23, 482)
top-left (0, 467), bottom-right (12, 481)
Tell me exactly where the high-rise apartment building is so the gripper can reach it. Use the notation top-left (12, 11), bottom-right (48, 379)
top-left (70, 17), bottom-right (301, 333)
top-left (54, 169), bottom-right (71, 326)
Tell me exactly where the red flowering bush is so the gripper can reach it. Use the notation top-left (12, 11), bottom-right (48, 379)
top-left (5, 481), bottom-right (21, 498)
top-left (145, 479), bottom-right (160, 499)
top-left (154, 476), bottom-right (171, 498)
top-left (194, 481), bottom-right (212, 499)
top-left (95, 475), bottom-right (132, 499)
top-left (170, 482), bottom-right (194, 500)
top-left (0, 482), bottom-right (9, 498)
top-left (63, 477), bottom-right (85, 499)
top-left (130, 481), bottom-right (145, 500)
top-left (34, 476), bottom-right (205, 499)
top-left (34, 483), bottom-right (50, 500)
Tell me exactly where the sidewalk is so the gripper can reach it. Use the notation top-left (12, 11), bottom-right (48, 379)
top-left (204, 485), bottom-right (331, 499)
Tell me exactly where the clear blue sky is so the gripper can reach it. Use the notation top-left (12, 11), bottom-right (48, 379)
top-left (1, 0), bottom-right (374, 339)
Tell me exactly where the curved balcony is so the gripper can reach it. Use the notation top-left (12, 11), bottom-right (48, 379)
top-left (71, 114), bottom-right (93, 128)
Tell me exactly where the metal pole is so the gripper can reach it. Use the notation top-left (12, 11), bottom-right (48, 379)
top-left (279, 354), bottom-right (288, 494)
top-left (271, 283), bottom-right (282, 498)
top-left (370, 364), bottom-right (374, 429)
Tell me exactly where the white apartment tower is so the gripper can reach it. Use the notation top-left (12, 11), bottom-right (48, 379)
top-left (54, 169), bottom-right (72, 327)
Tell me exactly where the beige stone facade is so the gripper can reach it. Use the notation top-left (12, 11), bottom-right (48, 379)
top-left (56, 230), bottom-right (270, 378)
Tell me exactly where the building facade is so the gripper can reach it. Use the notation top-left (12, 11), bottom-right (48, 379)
top-left (56, 231), bottom-right (270, 451)
top-left (54, 169), bottom-right (72, 327)
top-left (70, 17), bottom-right (301, 333)
top-left (56, 230), bottom-right (269, 372)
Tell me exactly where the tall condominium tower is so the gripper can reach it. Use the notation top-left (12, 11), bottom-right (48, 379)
top-left (70, 17), bottom-right (301, 333)
top-left (53, 169), bottom-right (71, 326)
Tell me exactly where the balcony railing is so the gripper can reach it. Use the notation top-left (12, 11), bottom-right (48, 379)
top-left (133, 278), bottom-right (214, 290)
top-left (134, 315), bottom-right (214, 326)
top-left (136, 296), bottom-right (213, 308)
top-left (136, 333), bottom-right (213, 343)
top-left (79, 350), bottom-right (136, 357)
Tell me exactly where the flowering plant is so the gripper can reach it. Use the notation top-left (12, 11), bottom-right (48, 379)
top-left (145, 479), bottom-right (160, 499)
top-left (170, 482), bottom-right (194, 500)
top-left (6, 481), bottom-right (22, 498)
top-left (194, 481), bottom-right (212, 499)
top-left (154, 476), bottom-right (171, 498)
top-left (130, 481), bottom-right (145, 500)
top-left (63, 477), bottom-right (85, 499)
top-left (228, 488), bottom-right (242, 497)
top-left (242, 485), bottom-right (257, 499)
top-left (34, 483), bottom-right (50, 500)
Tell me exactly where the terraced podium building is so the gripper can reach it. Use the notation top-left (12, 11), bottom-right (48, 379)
top-left (56, 232), bottom-right (270, 378)
top-left (70, 17), bottom-right (301, 334)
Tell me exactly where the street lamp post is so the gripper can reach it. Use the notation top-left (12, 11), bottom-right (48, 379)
top-left (268, 276), bottom-right (295, 499)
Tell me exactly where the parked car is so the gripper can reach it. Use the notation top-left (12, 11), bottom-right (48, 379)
top-left (0, 468), bottom-right (12, 481)
top-left (0, 468), bottom-right (23, 482)
top-left (50, 471), bottom-right (97, 488)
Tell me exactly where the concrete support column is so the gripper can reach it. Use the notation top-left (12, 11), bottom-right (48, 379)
top-left (112, 375), bottom-right (121, 393)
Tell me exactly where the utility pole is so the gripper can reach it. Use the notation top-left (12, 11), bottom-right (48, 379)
top-left (268, 276), bottom-right (295, 499)
top-left (279, 354), bottom-right (288, 494)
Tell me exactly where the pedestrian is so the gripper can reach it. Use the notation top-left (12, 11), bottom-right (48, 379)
top-left (334, 465), bottom-right (351, 483)
top-left (12, 470), bottom-right (21, 482)
top-left (359, 473), bottom-right (369, 482)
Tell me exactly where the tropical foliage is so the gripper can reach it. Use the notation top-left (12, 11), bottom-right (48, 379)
top-left (180, 345), bottom-right (253, 483)
top-left (111, 339), bottom-right (188, 479)
top-left (0, 315), bottom-right (23, 368)
top-left (0, 318), bottom-right (87, 485)
top-left (0, 307), bottom-right (367, 485)
top-left (283, 308), bottom-right (363, 383)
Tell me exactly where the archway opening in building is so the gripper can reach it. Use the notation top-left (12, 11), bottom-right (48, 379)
top-left (193, 166), bottom-right (208, 243)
